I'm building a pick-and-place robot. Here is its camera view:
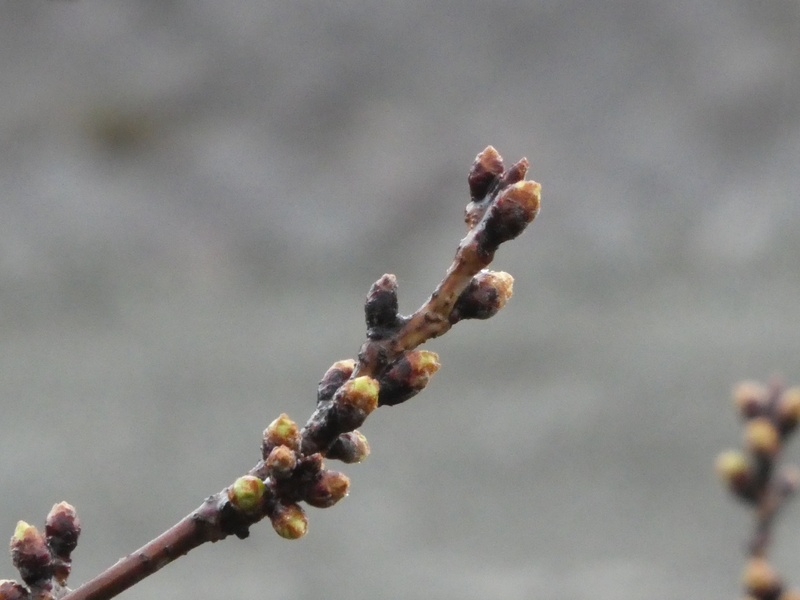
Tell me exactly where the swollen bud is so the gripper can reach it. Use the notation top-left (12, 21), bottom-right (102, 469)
top-left (0, 580), bottom-right (29, 600)
top-left (266, 445), bottom-right (297, 480)
top-left (477, 180), bottom-right (541, 254)
top-left (318, 359), bottom-right (356, 403)
top-left (378, 350), bottom-right (441, 407)
top-left (270, 503), bottom-right (308, 540)
top-left (228, 476), bottom-right (266, 513)
top-left (327, 431), bottom-right (371, 464)
top-left (450, 271), bottom-right (514, 323)
top-left (263, 413), bottom-right (301, 457)
top-left (45, 501), bottom-right (80, 584)
top-left (303, 470), bottom-right (350, 508)
top-left (365, 274), bottom-right (401, 337)
top-left (715, 450), bottom-right (757, 502)
top-left (337, 377), bottom-right (380, 417)
top-left (744, 417), bottom-right (780, 457)
top-left (733, 380), bottom-right (769, 420)
top-left (777, 387), bottom-right (800, 434)
top-left (45, 502), bottom-right (80, 558)
top-left (466, 146), bottom-right (505, 229)
top-left (742, 558), bottom-right (782, 599)
top-left (10, 522), bottom-right (52, 587)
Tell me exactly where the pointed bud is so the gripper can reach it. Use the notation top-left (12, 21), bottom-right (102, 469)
top-left (742, 558), bottom-right (781, 598)
top-left (497, 157), bottom-right (529, 189)
top-left (318, 359), bottom-right (356, 403)
top-left (365, 274), bottom-right (401, 337)
top-left (450, 271), bottom-right (514, 323)
top-left (777, 387), bottom-right (800, 434)
top-left (715, 450), bottom-right (758, 502)
top-left (263, 413), bottom-right (301, 457)
top-left (466, 146), bottom-right (505, 229)
top-left (733, 381), bottom-right (770, 419)
top-left (303, 470), bottom-right (350, 508)
top-left (378, 350), bottom-right (440, 407)
top-left (477, 180), bottom-right (541, 255)
top-left (10, 522), bottom-right (52, 587)
top-left (270, 503), bottom-right (308, 540)
top-left (745, 417), bottom-right (780, 457)
top-left (327, 431), bottom-right (371, 464)
top-left (0, 580), bottom-right (29, 600)
top-left (228, 476), bottom-right (266, 513)
top-left (266, 445), bottom-right (297, 480)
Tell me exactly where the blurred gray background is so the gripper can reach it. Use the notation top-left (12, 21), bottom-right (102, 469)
top-left (1, 1), bottom-right (799, 599)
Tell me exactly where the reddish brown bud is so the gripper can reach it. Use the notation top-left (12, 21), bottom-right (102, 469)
top-left (745, 417), bottom-right (780, 457)
top-left (715, 450), bottom-right (758, 502)
top-left (777, 387), bottom-right (800, 434)
top-left (742, 558), bottom-right (782, 598)
top-left (10, 522), bottom-right (52, 587)
top-left (303, 470), bottom-right (350, 508)
top-left (467, 146), bottom-right (504, 203)
top-left (0, 580), bottom-right (29, 600)
top-left (477, 180), bottom-right (541, 253)
top-left (365, 274), bottom-right (401, 337)
top-left (263, 413), bottom-right (301, 457)
top-left (327, 431), bottom-right (371, 464)
top-left (270, 503), bottom-right (308, 540)
top-left (379, 350), bottom-right (441, 407)
top-left (266, 445), bottom-right (297, 480)
top-left (733, 381), bottom-right (770, 419)
top-left (450, 270), bottom-right (514, 323)
top-left (317, 359), bottom-right (356, 403)
top-left (497, 157), bottom-right (529, 189)
top-left (45, 502), bottom-right (80, 558)
top-left (228, 476), bottom-right (267, 513)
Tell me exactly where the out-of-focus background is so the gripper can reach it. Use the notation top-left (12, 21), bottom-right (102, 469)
top-left (1, 1), bottom-right (799, 599)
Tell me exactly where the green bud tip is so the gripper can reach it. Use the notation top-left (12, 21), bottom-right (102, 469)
top-left (271, 504), bottom-right (308, 540)
top-left (229, 476), bottom-right (266, 512)
top-left (341, 376), bottom-right (380, 414)
top-left (12, 522), bottom-right (33, 542)
top-left (266, 413), bottom-right (300, 448)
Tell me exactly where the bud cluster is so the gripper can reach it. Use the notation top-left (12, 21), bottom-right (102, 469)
top-left (2, 502), bottom-right (81, 599)
top-left (717, 379), bottom-right (800, 599)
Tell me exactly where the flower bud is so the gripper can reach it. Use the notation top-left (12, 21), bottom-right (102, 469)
top-left (365, 274), bottom-right (401, 337)
top-left (715, 450), bottom-right (757, 502)
top-left (466, 146), bottom-right (505, 229)
top-left (450, 271), bottom-right (514, 323)
top-left (468, 146), bottom-right (504, 201)
top-left (263, 413), bottom-right (301, 457)
top-left (378, 350), bottom-right (440, 407)
top-left (497, 157), bottom-right (529, 189)
top-left (337, 376), bottom-right (380, 416)
top-left (0, 580), bottom-right (29, 600)
top-left (744, 417), bottom-right (780, 457)
top-left (45, 502), bottom-right (80, 559)
top-left (777, 387), bottom-right (800, 434)
top-left (303, 470), bottom-right (350, 508)
top-left (733, 380), bottom-right (769, 419)
top-left (477, 180), bottom-right (541, 254)
top-left (228, 476), bottom-right (266, 513)
top-left (10, 522), bottom-right (52, 587)
top-left (742, 558), bottom-right (781, 598)
top-left (327, 431), bottom-right (371, 464)
top-left (270, 503), bottom-right (308, 540)
top-left (266, 445), bottom-right (297, 480)
top-left (317, 359), bottom-right (356, 403)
